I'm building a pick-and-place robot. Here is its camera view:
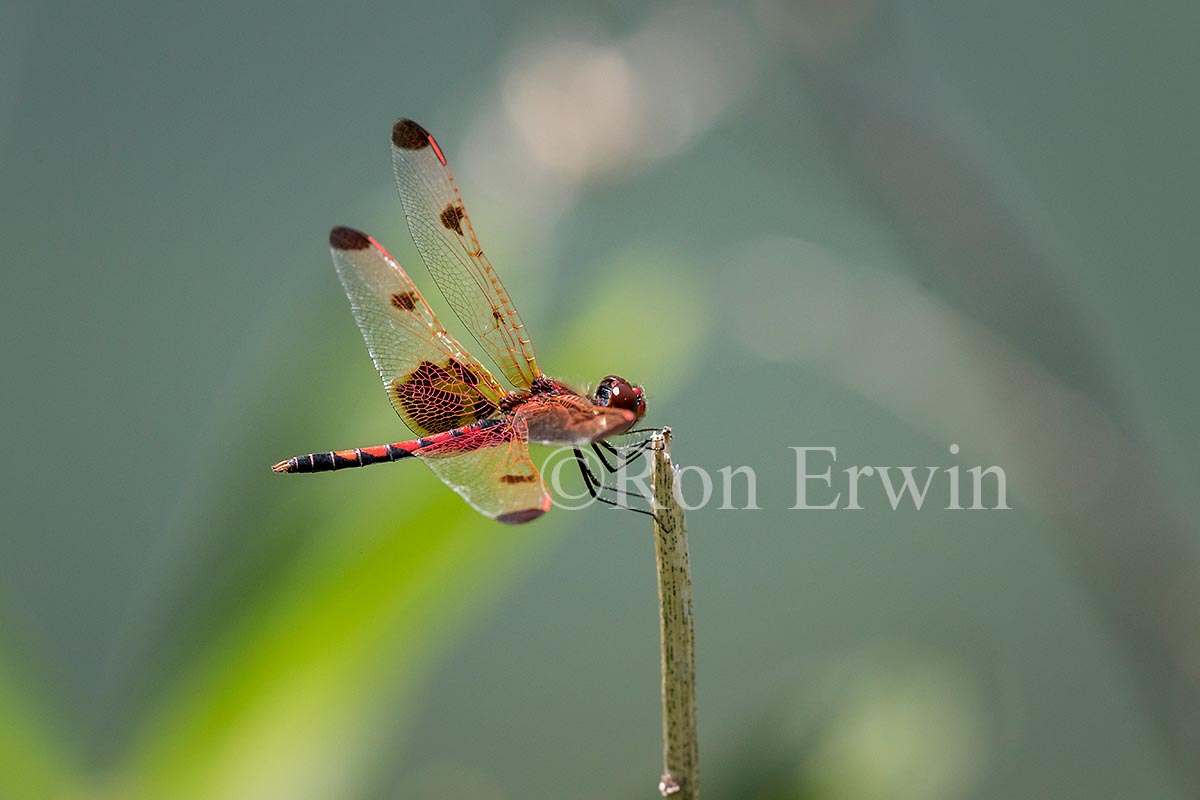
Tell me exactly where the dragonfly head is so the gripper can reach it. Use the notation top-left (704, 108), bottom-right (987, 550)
top-left (594, 375), bottom-right (646, 422)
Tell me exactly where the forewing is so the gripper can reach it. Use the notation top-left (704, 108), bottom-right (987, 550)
top-left (418, 418), bottom-right (551, 524)
top-left (329, 227), bottom-right (507, 437)
top-left (391, 119), bottom-right (541, 389)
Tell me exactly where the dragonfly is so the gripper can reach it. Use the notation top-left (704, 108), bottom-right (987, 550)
top-left (272, 119), bottom-right (651, 524)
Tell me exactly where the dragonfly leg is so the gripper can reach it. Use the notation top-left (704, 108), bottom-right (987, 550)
top-left (622, 427), bottom-right (663, 437)
top-left (591, 438), bottom-right (654, 473)
top-left (573, 448), bottom-right (649, 502)
top-left (572, 448), bottom-right (669, 528)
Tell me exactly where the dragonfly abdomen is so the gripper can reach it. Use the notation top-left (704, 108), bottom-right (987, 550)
top-left (272, 442), bottom-right (418, 474)
top-left (270, 420), bottom-right (504, 474)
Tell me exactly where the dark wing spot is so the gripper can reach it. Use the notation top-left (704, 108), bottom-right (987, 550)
top-left (439, 204), bottom-right (465, 235)
top-left (390, 291), bottom-right (417, 311)
top-left (449, 358), bottom-right (479, 386)
top-left (497, 507), bottom-right (546, 524)
top-left (392, 119), bottom-right (431, 150)
top-left (500, 473), bottom-right (537, 484)
top-left (473, 397), bottom-right (499, 419)
top-left (390, 359), bottom-right (498, 434)
top-left (330, 226), bottom-right (371, 250)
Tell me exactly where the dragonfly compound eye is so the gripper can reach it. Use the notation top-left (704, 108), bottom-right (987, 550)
top-left (595, 375), bottom-right (646, 420)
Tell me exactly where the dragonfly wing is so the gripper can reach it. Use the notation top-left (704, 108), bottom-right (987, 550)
top-left (391, 118), bottom-right (542, 389)
top-left (417, 418), bottom-right (551, 524)
top-left (329, 227), bottom-right (507, 437)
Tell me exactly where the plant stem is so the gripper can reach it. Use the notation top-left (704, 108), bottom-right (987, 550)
top-left (650, 428), bottom-right (698, 798)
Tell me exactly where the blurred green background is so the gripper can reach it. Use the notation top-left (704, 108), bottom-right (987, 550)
top-left (3, 0), bottom-right (1198, 797)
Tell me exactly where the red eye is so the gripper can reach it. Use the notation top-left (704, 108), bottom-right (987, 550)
top-left (595, 375), bottom-right (646, 420)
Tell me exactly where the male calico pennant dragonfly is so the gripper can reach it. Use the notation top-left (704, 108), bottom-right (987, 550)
top-left (272, 119), bottom-right (649, 524)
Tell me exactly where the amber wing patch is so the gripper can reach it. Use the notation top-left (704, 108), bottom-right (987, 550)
top-left (391, 359), bottom-right (499, 434)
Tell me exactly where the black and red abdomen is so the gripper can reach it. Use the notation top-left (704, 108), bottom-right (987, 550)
top-left (270, 419), bottom-right (510, 474)
top-left (272, 442), bottom-right (417, 474)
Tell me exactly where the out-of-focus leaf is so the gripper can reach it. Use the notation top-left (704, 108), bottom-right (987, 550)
top-left (117, 498), bottom-right (555, 799)
top-left (0, 647), bottom-right (79, 798)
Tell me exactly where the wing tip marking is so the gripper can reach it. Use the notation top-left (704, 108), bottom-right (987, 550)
top-left (496, 506), bottom-right (548, 525)
top-left (392, 118), bottom-right (432, 150)
top-left (330, 226), bottom-right (371, 250)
